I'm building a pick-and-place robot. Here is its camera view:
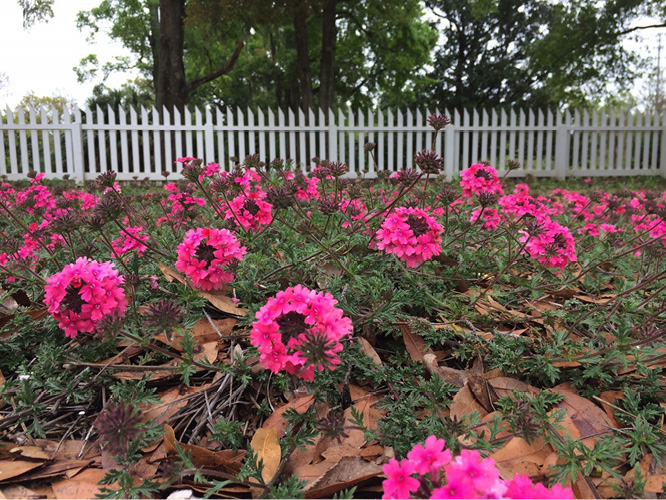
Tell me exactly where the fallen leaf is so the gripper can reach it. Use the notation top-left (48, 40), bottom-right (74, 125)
top-left (250, 428), bottom-right (281, 484)
top-left (399, 323), bottom-right (433, 362)
top-left (163, 425), bottom-right (244, 473)
top-left (551, 387), bottom-right (619, 443)
top-left (356, 337), bottom-right (382, 365)
top-left (0, 460), bottom-right (43, 482)
top-left (304, 456), bottom-right (383, 498)
top-left (645, 474), bottom-right (666, 493)
top-left (262, 395), bottom-right (316, 438)
top-left (159, 263), bottom-right (247, 316)
top-left (51, 468), bottom-right (108, 499)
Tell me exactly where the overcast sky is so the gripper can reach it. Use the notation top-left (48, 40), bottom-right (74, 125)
top-left (0, 0), bottom-right (137, 108)
top-left (1, 1), bottom-right (666, 110)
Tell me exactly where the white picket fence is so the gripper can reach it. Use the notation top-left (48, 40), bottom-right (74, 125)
top-left (1, 105), bottom-right (666, 181)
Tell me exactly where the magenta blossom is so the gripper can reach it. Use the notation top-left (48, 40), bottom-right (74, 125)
top-left (250, 285), bottom-right (353, 381)
top-left (175, 228), bottom-right (246, 290)
top-left (44, 257), bottom-right (127, 338)
top-left (375, 207), bottom-right (443, 268)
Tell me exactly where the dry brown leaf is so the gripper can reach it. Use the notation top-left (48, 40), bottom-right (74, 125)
top-left (423, 354), bottom-right (469, 388)
top-left (51, 468), bottom-right (108, 499)
top-left (356, 337), bottom-right (382, 365)
top-left (0, 460), bottom-right (43, 482)
top-left (399, 323), bottom-right (433, 362)
top-left (159, 262), bottom-right (247, 316)
top-left (450, 377), bottom-right (537, 421)
top-left (250, 428), bottom-right (281, 485)
top-left (645, 474), bottom-right (666, 493)
top-left (0, 484), bottom-right (50, 499)
top-left (18, 460), bottom-right (93, 481)
top-left (141, 384), bottom-right (210, 424)
top-left (163, 425), bottom-right (244, 473)
top-left (262, 395), bottom-right (316, 438)
top-left (551, 387), bottom-right (619, 442)
top-left (304, 456), bottom-right (383, 499)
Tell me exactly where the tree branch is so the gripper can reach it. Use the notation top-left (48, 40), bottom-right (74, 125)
top-left (616, 23), bottom-right (666, 36)
top-left (187, 41), bottom-right (244, 93)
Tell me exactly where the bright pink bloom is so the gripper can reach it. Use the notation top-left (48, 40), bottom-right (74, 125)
top-left (447, 449), bottom-right (500, 492)
top-left (250, 285), bottom-right (353, 381)
top-left (111, 226), bottom-right (148, 257)
top-left (460, 164), bottom-right (504, 199)
top-left (44, 257), bottom-right (127, 338)
top-left (520, 219), bottom-right (577, 270)
top-left (504, 474), bottom-right (573, 499)
top-left (430, 475), bottom-right (478, 499)
top-left (224, 191), bottom-right (273, 232)
top-left (383, 459), bottom-right (420, 499)
top-left (407, 435), bottom-right (450, 476)
top-left (470, 208), bottom-right (502, 231)
top-left (175, 228), bottom-right (246, 290)
top-left (375, 207), bottom-right (443, 268)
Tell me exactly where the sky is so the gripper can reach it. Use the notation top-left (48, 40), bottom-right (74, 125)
top-left (0, 0), bottom-right (138, 108)
top-left (1, 2), bottom-right (666, 110)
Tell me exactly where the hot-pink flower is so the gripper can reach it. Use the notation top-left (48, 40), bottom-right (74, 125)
top-left (175, 228), bottom-right (246, 290)
top-left (383, 458), bottom-right (420, 499)
top-left (375, 207), bottom-right (443, 268)
top-left (44, 257), bottom-right (127, 338)
top-left (250, 285), bottom-right (353, 381)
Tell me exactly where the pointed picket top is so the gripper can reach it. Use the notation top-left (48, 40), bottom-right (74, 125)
top-left (277, 107), bottom-right (285, 125)
top-left (195, 106), bottom-right (202, 124)
top-left (237, 107), bottom-right (245, 124)
top-left (247, 107), bottom-right (255, 124)
top-left (267, 107), bottom-right (275, 125)
top-left (257, 107), bottom-right (265, 124)
top-left (288, 107), bottom-right (295, 125)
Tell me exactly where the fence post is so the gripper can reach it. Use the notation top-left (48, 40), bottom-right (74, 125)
top-left (555, 123), bottom-right (568, 180)
top-left (71, 107), bottom-right (85, 183)
top-left (328, 109), bottom-right (338, 163)
top-left (660, 112), bottom-right (666, 178)
top-left (444, 124), bottom-right (455, 180)
top-left (204, 108), bottom-right (215, 164)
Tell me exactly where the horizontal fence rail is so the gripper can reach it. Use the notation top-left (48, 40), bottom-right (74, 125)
top-left (1, 105), bottom-right (665, 181)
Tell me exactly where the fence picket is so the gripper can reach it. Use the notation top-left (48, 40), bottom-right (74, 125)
top-left (278, 108), bottom-right (286, 161)
top-left (500, 109), bottom-right (508, 171)
top-left (288, 108), bottom-right (295, 162)
top-left (319, 109), bottom-right (327, 164)
top-left (142, 106), bottom-right (151, 175)
top-left (598, 110), bottom-right (607, 174)
top-left (359, 109), bottom-right (366, 172)
top-left (545, 109), bottom-right (554, 172)
top-left (153, 107), bottom-right (162, 176)
top-left (509, 108), bottom-right (517, 168)
top-left (367, 109), bottom-right (374, 176)
top-left (298, 108), bottom-right (306, 166)
top-left (377, 109), bottom-right (384, 171)
top-left (490, 109), bottom-right (499, 169)
top-left (462, 109), bottom-right (470, 169)
top-left (406, 109), bottom-right (413, 170)
top-left (650, 113), bottom-right (660, 170)
top-left (625, 112), bottom-right (634, 172)
top-left (397, 109), bottom-right (404, 170)
top-left (267, 108), bottom-right (276, 164)
top-left (348, 108), bottom-right (356, 175)
top-left (247, 107), bottom-right (256, 157)
top-left (164, 107), bottom-right (173, 174)
top-left (481, 109), bottom-right (489, 163)
top-left (258, 108), bottom-right (266, 164)
top-left (236, 107), bottom-right (245, 162)
top-left (616, 112), bottom-right (625, 171)
top-left (338, 109), bottom-right (345, 168)
top-left (40, 106), bottom-right (52, 174)
top-left (18, 107), bottom-right (29, 174)
top-left (635, 112), bottom-right (643, 171)
top-left (28, 107), bottom-right (40, 172)
top-left (0, 109), bottom-right (6, 176)
top-left (226, 108), bottom-right (235, 167)
top-left (415, 109), bottom-right (423, 157)
top-left (195, 107), bottom-right (204, 160)
top-left (62, 107), bottom-right (74, 178)
top-left (471, 109), bottom-right (480, 165)
top-left (608, 111), bottom-right (616, 171)
top-left (517, 109), bottom-right (526, 169)
top-left (311, 109), bottom-right (319, 167)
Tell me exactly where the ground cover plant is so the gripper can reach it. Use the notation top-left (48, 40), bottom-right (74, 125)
top-left (0, 117), bottom-right (665, 499)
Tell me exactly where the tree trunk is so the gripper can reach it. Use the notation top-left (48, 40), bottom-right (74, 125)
top-left (319, 0), bottom-right (338, 114)
top-left (155, 0), bottom-right (187, 112)
top-left (292, 8), bottom-right (315, 111)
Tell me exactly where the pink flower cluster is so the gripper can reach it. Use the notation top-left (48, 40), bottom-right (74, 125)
top-left (520, 219), bottom-right (577, 270)
top-left (44, 257), bottom-right (127, 338)
top-left (111, 225), bottom-right (148, 257)
top-left (224, 191), bottom-right (273, 232)
top-left (460, 164), bottom-right (504, 199)
top-left (375, 207), bottom-right (443, 268)
top-left (175, 227), bottom-right (246, 290)
top-left (383, 436), bottom-right (572, 499)
top-left (250, 285), bottom-right (353, 381)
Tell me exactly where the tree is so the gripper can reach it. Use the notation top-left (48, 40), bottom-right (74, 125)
top-left (418, 0), bottom-right (662, 110)
top-left (76, 0), bottom-right (245, 111)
